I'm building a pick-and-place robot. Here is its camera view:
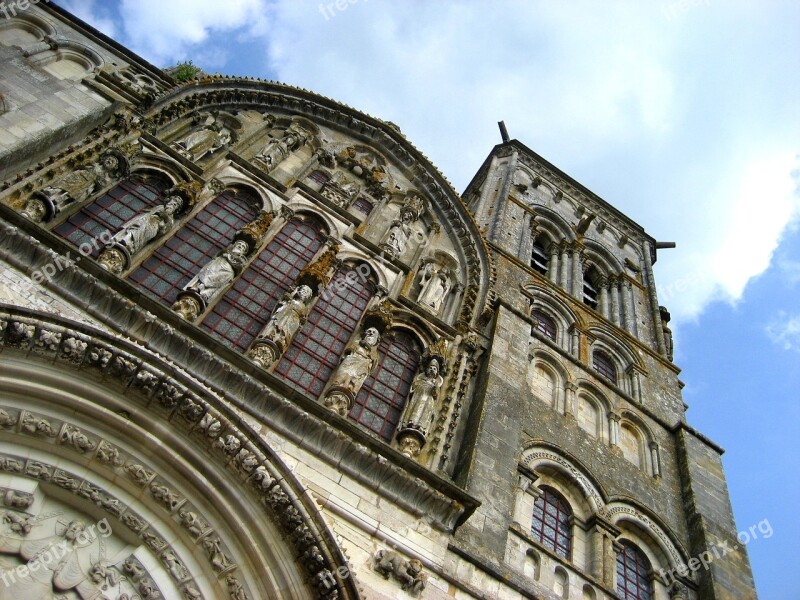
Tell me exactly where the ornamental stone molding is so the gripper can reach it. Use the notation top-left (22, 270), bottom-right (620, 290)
top-left (0, 307), bottom-right (362, 599)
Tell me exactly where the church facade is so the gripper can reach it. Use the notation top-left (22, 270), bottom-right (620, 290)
top-left (0, 4), bottom-right (756, 599)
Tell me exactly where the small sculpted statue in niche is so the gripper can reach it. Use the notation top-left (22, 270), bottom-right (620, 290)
top-left (172, 239), bottom-right (251, 320)
top-left (255, 122), bottom-right (310, 171)
top-left (173, 116), bottom-right (231, 162)
top-left (98, 194), bottom-right (187, 274)
top-left (21, 151), bottom-right (128, 224)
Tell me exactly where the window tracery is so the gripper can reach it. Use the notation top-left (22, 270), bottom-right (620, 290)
top-left (616, 541), bottom-right (653, 600)
top-left (530, 487), bottom-right (572, 559)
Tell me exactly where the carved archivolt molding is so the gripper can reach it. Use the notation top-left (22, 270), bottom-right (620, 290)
top-left (521, 446), bottom-right (689, 571)
top-left (604, 502), bottom-right (688, 570)
top-left (0, 308), bottom-right (360, 600)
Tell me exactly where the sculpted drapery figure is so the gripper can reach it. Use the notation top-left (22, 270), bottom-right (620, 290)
top-left (396, 343), bottom-right (447, 460)
top-left (172, 240), bottom-right (251, 321)
top-left (98, 194), bottom-right (188, 275)
top-left (173, 118), bottom-right (231, 162)
top-left (21, 151), bottom-right (128, 224)
top-left (255, 123), bottom-right (310, 171)
top-left (380, 194), bottom-right (425, 260)
top-left (248, 285), bottom-right (315, 368)
top-left (418, 266), bottom-right (452, 314)
top-left (323, 327), bottom-right (381, 416)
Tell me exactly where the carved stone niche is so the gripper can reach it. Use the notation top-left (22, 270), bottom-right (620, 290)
top-left (20, 149), bottom-right (131, 224)
top-left (333, 144), bottom-right (393, 199)
top-left (373, 549), bottom-right (427, 596)
top-left (377, 192), bottom-right (428, 262)
top-left (412, 250), bottom-right (460, 319)
top-left (251, 116), bottom-right (319, 174)
top-left (170, 111), bottom-right (240, 163)
top-left (320, 169), bottom-right (361, 209)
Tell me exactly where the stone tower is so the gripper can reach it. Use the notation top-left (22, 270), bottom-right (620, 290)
top-left (0, 3), bottom-right (755, 599)
top-left (455, 139), bottom-right (757, 599)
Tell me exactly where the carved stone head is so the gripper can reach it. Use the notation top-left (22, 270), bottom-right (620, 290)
top-left (363, 327), bottom-right (380, 348)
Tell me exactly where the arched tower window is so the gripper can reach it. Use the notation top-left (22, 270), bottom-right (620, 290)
top-left (349, 331), bottom-right (421, 441)
top-left (583, 266), bottom-right (600, 309)
top-left (616, 541), bottom-right (653, 600)
top-left (531, 239), bottom-right (549, 276)
top-left (201, 217), bottom-right (325, 351)
top-left (531, 309), bottom-right (557, 341)
top-left (592, 350), bottom-right (617, 384)
top-left (53, 172), bottom-right (171, 252)
top-left (530, 487), bottom-right (572, 559)
top-left (128, 188), bottom-right (260, 304)
top-left (274, 264), bottom-right (374, 398)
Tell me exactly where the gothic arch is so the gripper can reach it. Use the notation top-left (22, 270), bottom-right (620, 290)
top-left (582, 237), bottom-right (624, 275)
top-left (130, 151), bottom-right (190, 186)
top-left (0, 307), bottom-right (361, 599)
top-left (212, 176), bottom-right (280, 212)
top-left (533, 206), bottom-right (576, 243)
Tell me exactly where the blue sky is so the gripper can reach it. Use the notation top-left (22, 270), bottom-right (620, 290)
top-left (60, 1), bottom-right (800, 596)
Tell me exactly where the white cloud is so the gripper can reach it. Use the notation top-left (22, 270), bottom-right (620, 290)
top-left (56, 0), bottom-right (800, 324)
top-left (117, 0), bottom-right (271, 66)
top-left (58, 0), bottom-right (117, 38)
top-left (766, 311), bottom-right (800, 351)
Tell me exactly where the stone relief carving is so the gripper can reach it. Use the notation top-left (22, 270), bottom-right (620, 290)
top-left (97, 186), bottom-right (195, 275)
top-left (335, 145), bottom-right (392, 198)
top-left (323, 326), bottom-right (381, 416)
top-left (20, 150), bottom-right (130, 224)
top-left (373, 549), bottom-right (427, 595)
top-left (320, 170), bottom-right (360, 209)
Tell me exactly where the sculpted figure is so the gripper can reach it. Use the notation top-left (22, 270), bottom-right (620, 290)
top-left (381, 210), bottom-right (414, 258)
top-left (174, 120), bottom-right (230, 161)
top-left (418, 267), bottom-right (452, 314)
top-left (328, 327), bottom-right (380, 394)
top-left (22, 152), bottom-right (126, 223)
top-left (172, 239), bottom-right (250, 320)
top-left (98, 195), bottom-right (185, 274)
top-left (263, 285), bottom-right (313, 349)
top-left (323, 327), bottom-right (381, 416)
top-left (255, 123), bottom-right (309, 170)
top-left (401, 358), bottom-right (444, 435)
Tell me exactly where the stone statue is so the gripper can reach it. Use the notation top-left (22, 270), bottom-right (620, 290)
top-left (418, 267), bottom-right (452, 314)
top-left (323, 327), bottom-right (381, 415)
top-left (174, 119), bottom-right (230, 162)
top-left (255, 123), bottom-right (309, 171)
top-left (98, 195), bottom-right (186, 274)
top-left (660, 306), bottom-right (674, 362)
top-left (172, 239), bottom-right (251, 320)
top-left (374, 549), bottom-right (427, 595)
top-left (381, 211), bottom-right (415, 259)
top-left (400, 358), bottom-right (443, 437)
top-left (248, 285), bottom-right (314, 367)
top-left (21, 151), bottom-right (127, 223)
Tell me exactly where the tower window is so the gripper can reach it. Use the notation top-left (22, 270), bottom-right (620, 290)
top-left (616, 541), bottom-right (653, 600)
top-left (592, 351), bottom-right (617, 384)
top-left (531, 310), bottom-right (557, 342)
top-left (530, 487), bottom-right (572, 559)
top-left (583, 267), bottom-right (599, 308)
top-left (531, 240), bottom-right (549, 275)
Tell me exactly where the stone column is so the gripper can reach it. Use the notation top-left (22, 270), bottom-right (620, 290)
top-left (548, 246), bottom-right (560, 284)
top-left (608, 412), bottom-right (621, 446)
top-left (650, 442), bottom-right (661, 477)
top-left (597, 276), bottom-right (610, 318)
top-left (587, 517), bottom-right (620, 587)
top-left (571, 247), bottom-right (584, 298)
top-left (564, 382), bottom-right (577, 417)
top-left (621, 278), bottom-right (636, 334)
top-left (608, 275), bottom-right (621, 326)
top-left (558, 245), bottom-right (571, 289)
top-left (512, 471), bottom-right (538, 526)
